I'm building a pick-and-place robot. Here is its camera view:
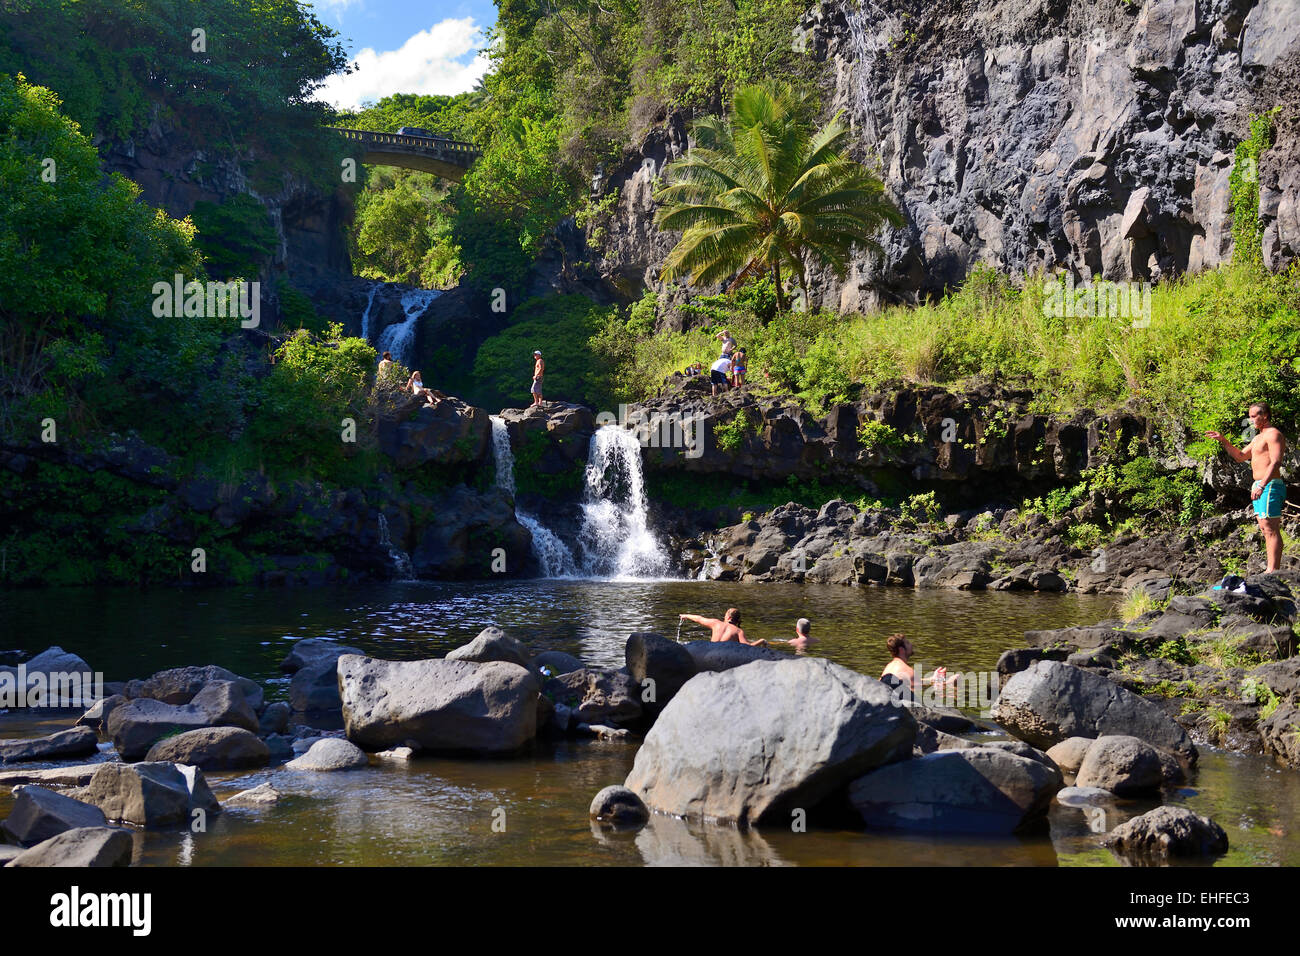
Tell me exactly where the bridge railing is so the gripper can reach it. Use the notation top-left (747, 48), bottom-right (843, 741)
top-left (329, 127), bottom-right (480, 155)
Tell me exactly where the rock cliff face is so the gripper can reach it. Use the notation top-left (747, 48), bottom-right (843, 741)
top-left (592, 0), bottom-right (1300, 309)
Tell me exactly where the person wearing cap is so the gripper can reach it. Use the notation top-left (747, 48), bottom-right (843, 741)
top-left (531, 350), bottom-right (545, 406)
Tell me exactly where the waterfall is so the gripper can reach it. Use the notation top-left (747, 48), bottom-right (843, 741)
top-left (360, 283), bottom-right (380, 342)
top-left (375, 288), bottom-right (441, 368)
top-left (577, 426), bottom-right (670, 580)
top-left (490, 416), bottom-right (579, 578)
top-left (377, 512), bottom-right (416, 581)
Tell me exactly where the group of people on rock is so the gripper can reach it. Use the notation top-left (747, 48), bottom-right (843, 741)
top-left (683, 330), bottom-right (748, 396)
top-left (677, 607), bottom-right (958, 699)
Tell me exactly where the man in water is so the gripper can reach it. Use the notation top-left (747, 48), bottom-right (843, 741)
top-left (781, 617), bottom-right (816, 652)
top-left (1207, 401), bottom-right (1289, 573)
top-left (679, 608), bottom-right (767, 645)
top-left (531, 350), bottom-right (545, 406)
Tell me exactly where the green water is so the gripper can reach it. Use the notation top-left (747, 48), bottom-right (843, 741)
top-left (2, 580), bottom-right (1298, 866)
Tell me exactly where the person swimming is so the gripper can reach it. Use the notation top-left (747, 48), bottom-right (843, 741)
top-left (880, 633), bottom-right (953, 698)
top-left (678, 608), bottom-right (767, 646)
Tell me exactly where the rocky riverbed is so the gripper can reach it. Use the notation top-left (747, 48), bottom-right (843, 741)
top-left (4, 575), bottom-right (1299, 866)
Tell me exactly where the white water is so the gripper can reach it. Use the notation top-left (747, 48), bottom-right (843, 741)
top-left (490, 416), bottom-right (579, 577)
top-left (360, 283), bottom-right (380, 341)
top-left (374, 288), bottom-right (441, 368)
top-left (577, 426), bottom-right (670, 580)
top-left (377, 512), bottom-right (416, 581)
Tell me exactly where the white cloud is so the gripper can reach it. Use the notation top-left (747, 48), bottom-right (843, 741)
top-left (308, 0), bottom-right (362, 15)
top-left (314, 19), bottom-right (492, 110)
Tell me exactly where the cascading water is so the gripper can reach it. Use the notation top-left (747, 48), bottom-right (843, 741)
top-left (360, 282), bottom-right (380, 342)
top-left (490, 416), bottom-right (579, 577)
top-left (376, 512), bottom-right (416, 581)
top-left (375, 288), bottom-right (441, 368)
top-left (576, 426), bottom-right (670, 580)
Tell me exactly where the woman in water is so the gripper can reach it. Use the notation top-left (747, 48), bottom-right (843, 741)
top-left (880, 633), bottom-right (952, 698)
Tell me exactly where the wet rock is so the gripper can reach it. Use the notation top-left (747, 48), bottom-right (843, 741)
top-left (127, 665), bottom-right (263, 711)
top-left (263, 734), bottom-right (294, 763)
top-left (259, 701), bottom-right (291, 735)
top-left (289, 659), bottom-right (342, 713)
top-left (681, 640), bottom-right (788, 673)
top-left (6, 827), bottom-right (132, 867)
top-left (908, 704), bottom-right (976, 735)
top-left (107, 679), bottom-right (260, 760)
top-left (338, 655), bottom-right (540, 755)
top-left (81, 762), bottom-right (220, 827)
top-left (286, 737), bottom-right (369, 771)
top-left (993, 661), bottom-right (1196, 761)
top-left (1103, 805), bottom-right (1229, 863)
top-left (850, 747), bottom-right (1062, 833)
top-left (1075, 735), bottom-right (1164, 795)
top-left (0, 727), bottom-right (100, 764)
top-left (281, 638), bottom-right (365, 674)
top-left (625, 632), bottom-right (697, 711)
top-left (625, 658), bottom-right (914, 826)
top-left (1046, 736), bottom-right (1095, 774)
top-left (0, 786), bottom-right (108, 846)
top-left (376, 746), bottom-right (416, 761)
top-left (1055, 786), bottom-right (1117, 807)
top-left (543, 669), bottom-right (642, 726)
top-left (533, 650), bottom-right (585, 677)
top-left (589, 785), bottom-right (649, 826)
top-left (144, 726), bottom-right (270, 770)
top-left (1258, 703), bottom-right (1300, 766)
top-left (223, 782), bottom-right (281, 808)
top-left (446, 626), bottom-right (534, 670)
top-left (409, 486), bottom-right (531, 578)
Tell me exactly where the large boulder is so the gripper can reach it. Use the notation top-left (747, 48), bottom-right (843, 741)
top-left (6, 827), bottom-right (133, 867)
top-left (144, 727), bottom-right (270, 770)
top-left (625, 632), bottom-right (697, 710)
top-left (849, 747), bottom-right (1062, 833)
top-left (624, 658), bottom-right (915, 826)
top-left (107, 680), bottom-right (260, 760)
top-left (1046, 736), bottom-right (1096, 774)
top-left (281, 638), bottom-right (364, 674)
top-left (0, 646), bottom-right (96, 707)
top-left (127, 665), bottom-right (262, 711)
top-left (0, 786), bottom-right (108, 846)
top-left (1075, 735), bottom-right (1164, 795)
top-left (445, 626), bottom-right (533, 670)
top-left (377, 395), bottom-right (490, 469)
top-left (80, 762), bottom-right (219, 828)
top-left (286, 738), bottom-right (369, 771)
top-left (589, 785), bottom-right (650, 826)
top-left (533, 650), bottom-right (585, 676)
top-left (338, 655), bottom-right (540, 754)
top-left (992, 661), bottom-right (1196, 761)
top-left (542, 668), bottom-right (642, 726)
top-left (0, 727), bottom-right (100, 764)
top-left (76, 694), bottom-right (127, 733)
top-left (1103, 806), bottom-right (1229, 863)
top-left (681, 640), bottom-right (788, 673)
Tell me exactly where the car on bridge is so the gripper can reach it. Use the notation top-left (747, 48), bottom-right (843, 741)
top-left (396, 126), bottom-right (434, 138)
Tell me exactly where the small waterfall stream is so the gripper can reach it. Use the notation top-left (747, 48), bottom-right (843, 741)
top-left (362, 286), bottom-right (441, 368)
top-left (377, 512), bottom-right (416, 581)
top-left (576, 426), bottom-right (670, 580)
top-left (490, 417), bottom-right (579, 577)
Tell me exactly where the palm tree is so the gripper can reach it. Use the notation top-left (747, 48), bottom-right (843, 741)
top-left (653, 82), bottom-right (903, 312)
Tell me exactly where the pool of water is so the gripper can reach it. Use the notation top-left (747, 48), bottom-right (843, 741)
top-left (2, 580), bottom-right (1298, 866)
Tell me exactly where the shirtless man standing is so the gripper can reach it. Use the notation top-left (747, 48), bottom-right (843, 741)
top-left (679, 608), bottom-right (767, 646)
top-left (1207, 401), bottom-right (1289, 573)
top-left (531, 350), bottom-right (545, 406)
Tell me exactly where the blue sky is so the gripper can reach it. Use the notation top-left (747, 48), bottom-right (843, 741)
top-left (307, 0), bottom-right (498, 109)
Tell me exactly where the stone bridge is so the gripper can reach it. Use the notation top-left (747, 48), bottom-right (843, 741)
top-left (331, 128), bottom-right (480, 180)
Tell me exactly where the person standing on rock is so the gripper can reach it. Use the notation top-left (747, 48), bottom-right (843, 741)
top-left (679, 608), bottom-right (767, 645)
top-left (531, 350), bottom-right (545, 406)
top-left (716, 330), bottom-right (735, 357)
top-left (1207, 402), bottom-right (1289, 573)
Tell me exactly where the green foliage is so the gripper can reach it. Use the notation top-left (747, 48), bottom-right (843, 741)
top-left (350, 167), bottom-right (462, 288)
top-left (470, 294), bottom-right (618, 409)
top-left (0, 0), bottom-right (350, 189)
top-left (856, 419), bottom-right (904, 450)
top-left (276, 278), bottom-right (325, 334)
top-left (191, 194), bottom-right (277, 280)
top-left (1154, 636), bottom-right (1197, 666)
top-left (1120, 586), bottom-right (1161, 623)
top-left (1230, 108), bottom-right (1279, 267)
top-left (900, 491), bottom-right (941, 527)
top-left (654, 81), bottom-right (902, 310)
top-left (714, 409), bottom-right (756, 452)
top-left (1066, 522), bottom-right (1104, 550)
top-left (1239, 675), bottom-right (1281, 718)
top-left (340, 91), bottom-right (480, 140)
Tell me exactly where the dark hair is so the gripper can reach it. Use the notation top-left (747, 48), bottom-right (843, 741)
top-left (1250, 401), bottom-right (1271, 418)
top-left (886, 633), bottom-right (909, 657)
top-left (382, 351), bottom-right (392, 360)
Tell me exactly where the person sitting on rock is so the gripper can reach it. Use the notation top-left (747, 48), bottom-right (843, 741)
top-left (880, 633), bottom-right (954, 698)
top-left (780, 617), bottom-right (816, 653)
top-left (679, 608), bottom-right (766, 645)
top-left (404, 370), bottom-right (440, 406)
top-left (378, 350), bottom-right (394, 378)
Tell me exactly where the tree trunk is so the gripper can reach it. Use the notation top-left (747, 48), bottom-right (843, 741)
top-left (771, 261), bottom-right (787, 313)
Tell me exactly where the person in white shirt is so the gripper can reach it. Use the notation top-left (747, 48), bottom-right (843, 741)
top-left (709, 355), bottom-right (732, 396)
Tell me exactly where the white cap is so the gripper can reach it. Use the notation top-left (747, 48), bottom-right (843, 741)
top-left (533, 350), bottom-right (542, 356)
